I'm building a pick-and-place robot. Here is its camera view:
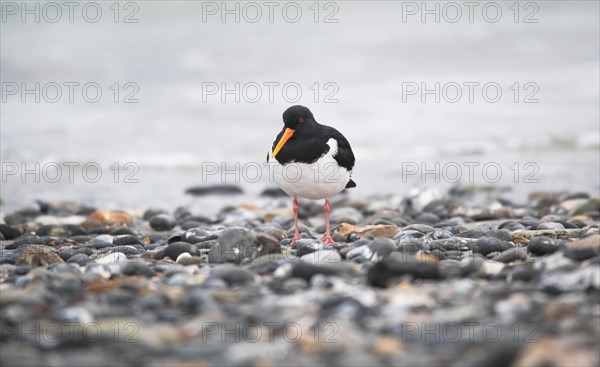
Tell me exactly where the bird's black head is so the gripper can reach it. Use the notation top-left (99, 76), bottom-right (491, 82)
top-left (272, 105), bottom-right (318, 159)
top-left (282, 105), bottom-right (315, 129)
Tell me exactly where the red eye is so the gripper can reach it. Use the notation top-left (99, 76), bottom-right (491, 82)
top-left (298, 117), bottom-right (304, 123)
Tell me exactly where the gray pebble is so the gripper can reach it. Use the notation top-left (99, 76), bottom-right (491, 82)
top-left (474, 237), bottom-right (511, 255)
top-left (163, 242), bottom-right (199, 260)
top-left (113, 234), bottom-right (142, 246)
top-left (122, 261), bottom-right (155, 277)
top-left (67, 253), bottom-right (91, 266)
top-left (528, 237), bottom-right (563, 255)
top-left (493, 247), bottom-right (528, 263)
top-left (211, 265), bottom-right (255, 285)
top-left (150, 214), bottom-right (176, 231)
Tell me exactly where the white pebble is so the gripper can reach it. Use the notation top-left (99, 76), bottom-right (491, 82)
top-left (176, 252), bottom-right (192, 263)
top-left (96, 252), bottom-right (127, 264)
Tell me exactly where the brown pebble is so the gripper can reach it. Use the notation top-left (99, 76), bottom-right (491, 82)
top-left (512, 233), bottom-right (530, 245)
top-left (567, 235), bottom-right (600, 250)
top-left (513, 337), bottom-right (597, 366)
top-left (15, 245), bottom-right (64, 267)
top-left (543, 302), bottom-right (578, 322)
top-left (86, 279), bottom-right (120, 294)
top-left (373, 336), bottom-right (403, 356)
top-left (83, 210), bottom-right (133, 228)
top-left (334, 223), bottom-right (399, 240)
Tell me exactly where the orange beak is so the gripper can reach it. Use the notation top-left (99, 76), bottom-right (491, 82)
top-left (271, 128), bottom-right (295, 158)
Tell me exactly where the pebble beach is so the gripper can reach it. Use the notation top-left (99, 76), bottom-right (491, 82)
top-left (1, 185), bottom-right (599, 366)
top-left (2, 0), bottom-right (599, 366)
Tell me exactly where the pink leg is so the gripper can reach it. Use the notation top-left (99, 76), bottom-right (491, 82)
top-left (320, 199), bottom-right (337, 245)
top-left (290, 196), bottom-right (302, 244)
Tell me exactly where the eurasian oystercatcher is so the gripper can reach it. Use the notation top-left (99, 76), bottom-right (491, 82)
top-left (268, 105), bottom-right (356, 245)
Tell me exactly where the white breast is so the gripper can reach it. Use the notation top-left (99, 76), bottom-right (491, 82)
top-left (268, 138), bottom-right (351, 200)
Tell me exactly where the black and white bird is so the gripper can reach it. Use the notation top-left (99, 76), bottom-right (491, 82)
top-left (267, 105), bottom-right (355, 245)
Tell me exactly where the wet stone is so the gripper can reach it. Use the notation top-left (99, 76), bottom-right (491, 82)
top-left (485, 229), bottom-right (513, 242)
top-left (185, 184), bottom-right (243, 196)
top-left (492, 247), bottom-right (528, 263)
top-left (413, 212), bottom-right (441, 224)
top-left (149, 214), bottom-right (176, 231)
top-left (367, 238), bottom-right (396, 259)
top-left (67, 253), bottom-right (91, 266)
top-left (519, 219), bottom-right (542, 229)
top-left (509, 265), bottom-right (542, 283)
top-left (498, 221), bottom-right (526, 231)
top-left (372, 218), bottom-right (404, 227)
top-left (177, 289), bottom-right (212, 314)
top-left (121, 261), bottom-right (156, 277)
top-left (143, 208), bottom-right (169, 220)
top-left (537, 222), bottom-right (565, 230)
top-left (181, 228), bottom-right (215, 244)
top-left (528, 237), bottom-right (563, 256)
top-left (0, 251), bottom-right (19, 265)
top-left (473, 237), bottom-right (511, 256)
top-left (0, 224), bottom-right (22, 240)
top-left (3, 207), bottom-right (41, 225)
top-left (330, 207), bottom-right (364, 224)
top-left (346, 245), bottom-right (369, 261)
top-left (272, 277), bottom-right (308, 294)
top-left (395, 229), bottom-right (426, 241)
top-left (367, 256), bottom-right (442, 287)
top-left (294, 240), bottom-right (323, 257)
top-left (180, 220), bottom-right (205, 230)
top-left (244, 254), bottom-right (290, 275)
top-left (455, 230), bottom-right (487, 239)
top-left (207, 228), bottom-right (261, 264)
top-left (163, 242), bottom-right (199, 260)
top-left (424, 229), bottom-right (454, 240)
top-left (428, 238), bottom-right (467, 252)
top-left (211, 265), bottom-right (255, 285)
top-left (6, 234), bottom-right (45, 249)
top-left (554, 220), bottom-right (580, 229)
top-left (68, 235), bottom-right (91, 244)
top-left (563, 247), bottom-right (599, 262)
top-left (107, 245), bottom-right (144, 256)
top-left (290, 261), bottom-right (342, 281)
top-left (14, 264), bottom-right (32, 276)
top-left (177, 255), bottom-right (205, 266)
top-left (112, 234), bottom-right (142, 246)
top-left (402, 224), bottom-right (436, 233)
top-left (396, 239), bottom-right (428, 254)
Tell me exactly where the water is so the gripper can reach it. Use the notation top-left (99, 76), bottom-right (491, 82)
top-left (1, 1), bottom-right (599, 214)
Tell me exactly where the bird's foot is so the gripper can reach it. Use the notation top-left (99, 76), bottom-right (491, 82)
top-left (289, 234), bottom-right (303, 245)
top-left (320, 234), bottom-right (337, 246)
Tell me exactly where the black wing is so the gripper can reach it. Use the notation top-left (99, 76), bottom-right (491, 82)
top-left (322, 125), bottom-right (356, 189)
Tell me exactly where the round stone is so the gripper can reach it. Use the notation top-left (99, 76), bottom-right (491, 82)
top-left (537, 222), bottom-right (565, 230)
top-left (163, 242), bottom-right (199, 260)
top-left (150, 214), bottom-right (176, 231)
top-left (528, 237), bottom-right (561, 256)
top-left (473, 237), bottom-right (511, 256)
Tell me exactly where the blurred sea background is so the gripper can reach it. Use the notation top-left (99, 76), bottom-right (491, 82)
top-left (1, 1), bottom-right (599, 214)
